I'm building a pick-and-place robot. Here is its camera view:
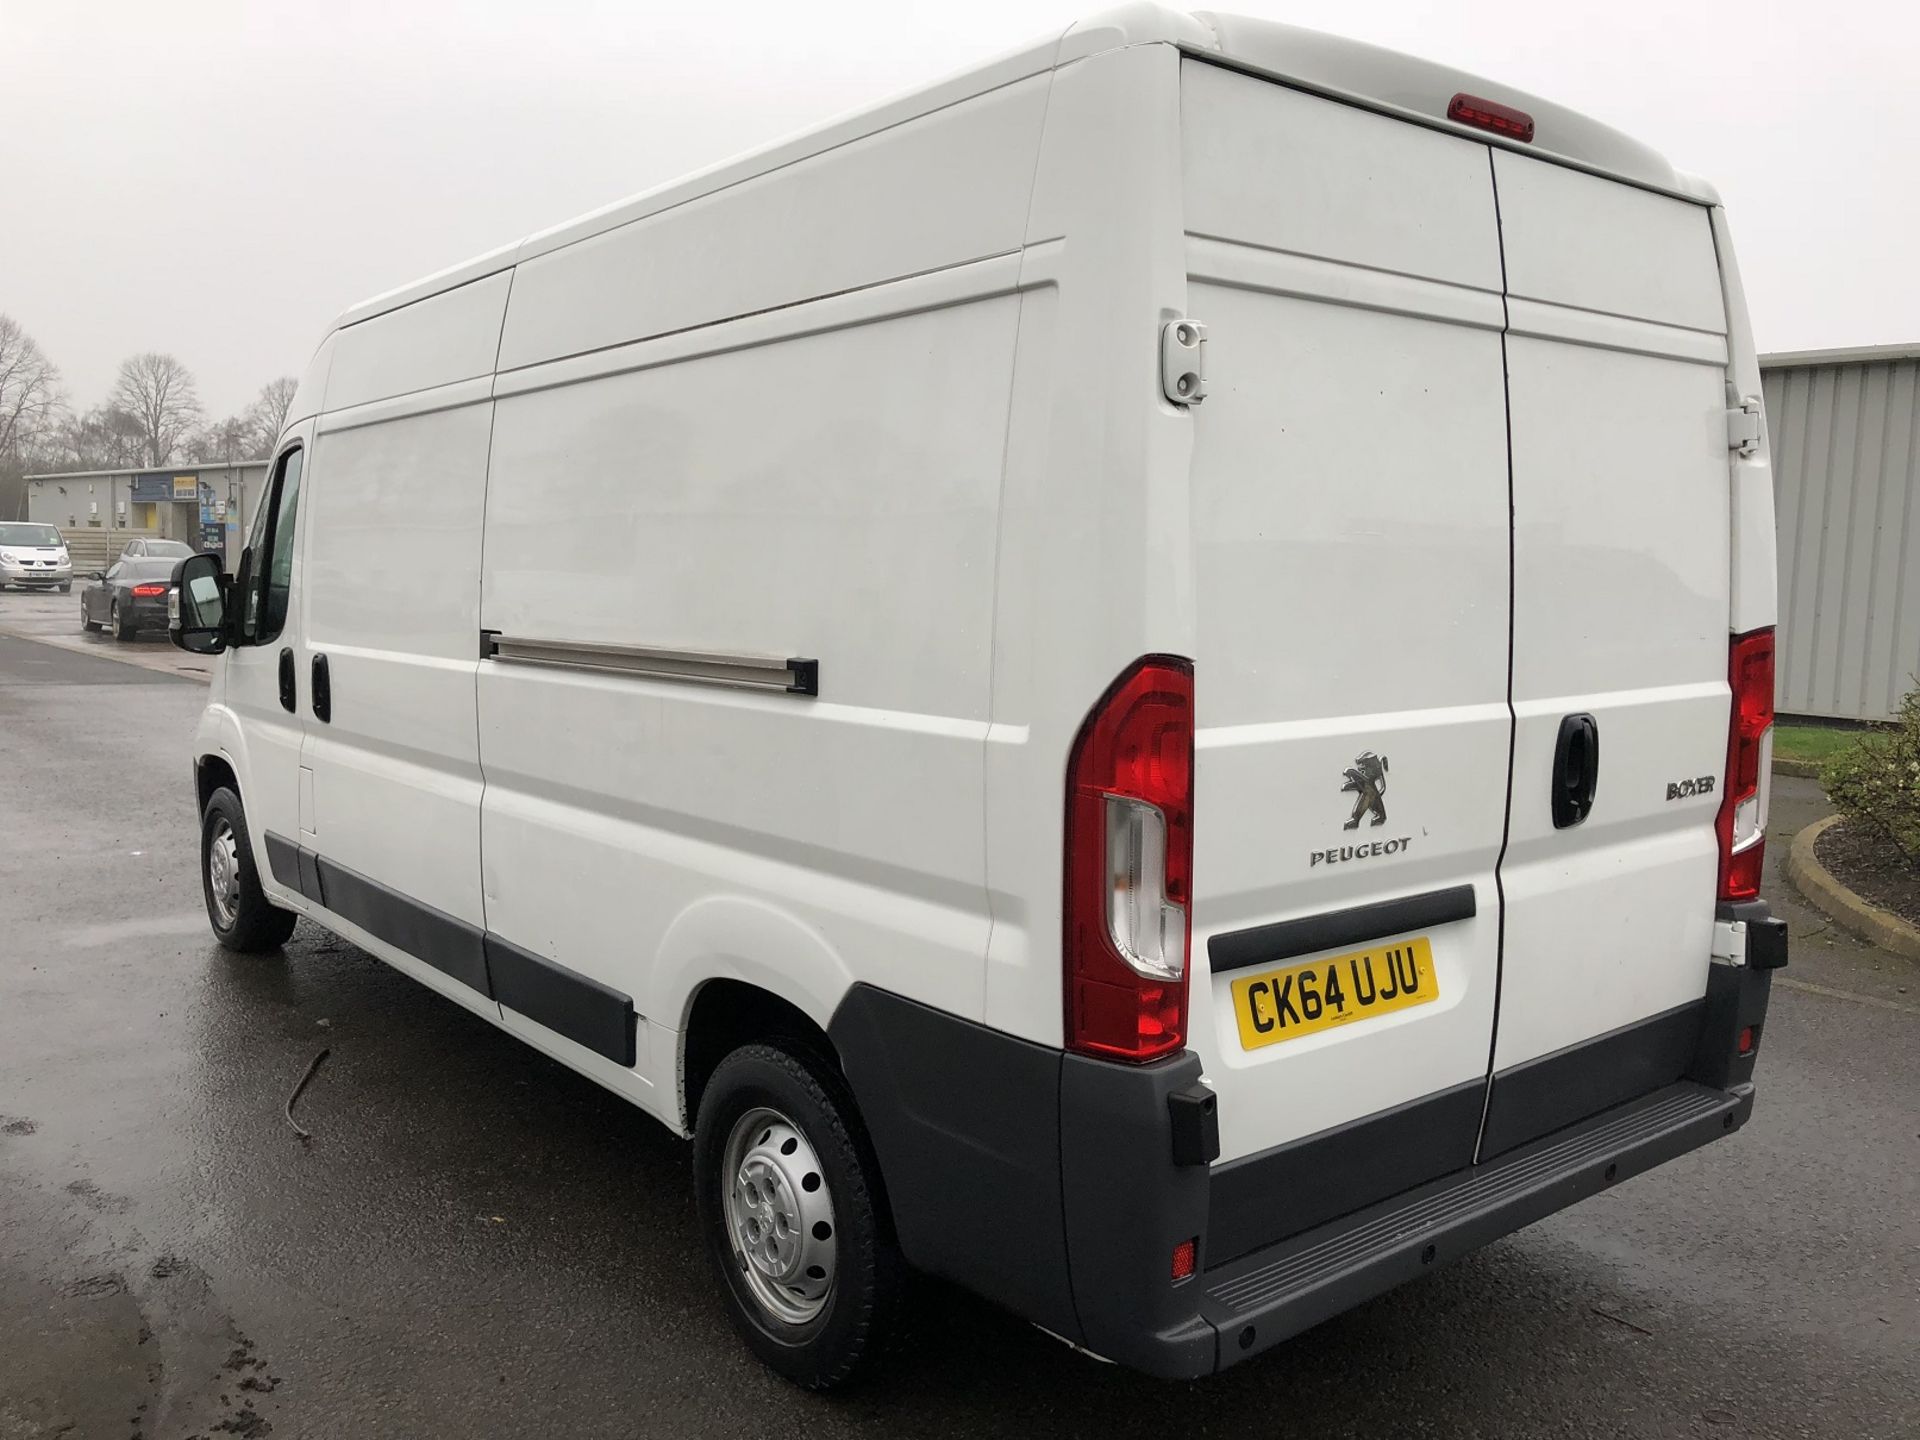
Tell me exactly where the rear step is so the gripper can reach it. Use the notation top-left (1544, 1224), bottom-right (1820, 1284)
top-left (1200, 1081), bottom-right (1752, 1368)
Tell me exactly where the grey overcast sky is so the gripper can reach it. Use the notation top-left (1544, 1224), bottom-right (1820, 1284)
top-left (3, 0), bottom-right (1913, 420)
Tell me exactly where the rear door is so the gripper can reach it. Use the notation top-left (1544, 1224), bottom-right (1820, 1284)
top-left (1179, 64), bottom-right (1513, 1260)
top-left (1481, 153), bottom-right (1732, 1156)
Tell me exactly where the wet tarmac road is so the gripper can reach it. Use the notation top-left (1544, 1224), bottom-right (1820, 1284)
top-left (1, 627), bottom-right (1916, 1439)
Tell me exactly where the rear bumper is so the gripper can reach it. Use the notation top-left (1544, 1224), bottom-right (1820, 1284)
top-left (829, 905), bottom-right (1782, 1379)
top-left (1198, 1079), bottom-right (1750, 1372)
top-left (122, 599), bottom-right (171, 628)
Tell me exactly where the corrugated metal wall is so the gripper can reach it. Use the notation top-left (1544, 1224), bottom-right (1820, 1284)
top-left (1764, 353), bottom-right (1920, 722)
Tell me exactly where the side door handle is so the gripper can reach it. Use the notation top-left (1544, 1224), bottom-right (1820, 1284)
top-left (1552, 713), bottom-right (1600, 829)
top-left (311, 653), bottom-right (332, 724)
top-left (277, 647), bottom-right (296, 713)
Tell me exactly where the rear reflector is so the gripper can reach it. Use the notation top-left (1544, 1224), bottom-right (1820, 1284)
top-left (1171, 1239), bottom-right (1197, 1282)
top-left (131, 584), bottom-right (168, 597)
top-left (1717, 628), bottom-right (1776, 901)
top-left (1064, 656), bottom-right (1195, 1062)
top-left (1737, 1025), bottom-right (1756, 1057)
top-left (1448, 93), bottom-right (1535, 142)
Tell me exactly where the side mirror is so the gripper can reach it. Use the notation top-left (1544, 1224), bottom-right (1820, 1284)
top-left (88, 570), bottom-right (105, 581)
top-left (170, 552), bottom-right (230, 655)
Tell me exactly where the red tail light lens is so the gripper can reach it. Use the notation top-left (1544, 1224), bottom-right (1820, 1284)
top-left (1448, 93), bottom-right (1535, 142)
top-left (1171, 1238), bottom-right (1197, 1282)
top-left (131, 584), bottom-right (168, 596)
top-left (1064, 656), bottom-right (1194, 1062)
top-left (1717, 628), bottom-right (1775, 901)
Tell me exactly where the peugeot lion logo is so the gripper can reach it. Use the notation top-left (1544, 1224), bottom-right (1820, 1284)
top-left (1340, 751), bottom-right (1389, 830)
top-left (1310, 751), bottom-right (1411, 867)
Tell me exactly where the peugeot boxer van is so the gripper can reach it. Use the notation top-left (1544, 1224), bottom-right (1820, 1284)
top-left (171, 5), bottom-right (1787, 1388)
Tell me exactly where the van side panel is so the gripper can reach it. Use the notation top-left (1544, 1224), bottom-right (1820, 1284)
top-left (1712, 209), bottom-right (1779, 638)
top-left (494, 76), bottom-right (1049, 374)
top-left (322, 272), bottom-right (512, 414)
top-left (301, 397), bottom-right (495, 954)
top-left (980, 41), bottom-right (1195, 1046)
top-left (477, 289), bottom-right (1023, 1092)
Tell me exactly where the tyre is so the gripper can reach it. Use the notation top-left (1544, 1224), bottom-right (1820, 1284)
top-left (693, 1042), bottom-right (904, 1390)
top-left (200, 786), bottom-right (298, 953)
top-left (112, 600), bottom-right (135, 641)
top-left (81, 601), bottom-right (101, 633)
top-left (58, 581), bottom-right (71, 593)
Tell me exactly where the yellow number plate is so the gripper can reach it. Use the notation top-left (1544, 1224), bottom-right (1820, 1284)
top-left (1231, 937), bottom-right (1438, 1051)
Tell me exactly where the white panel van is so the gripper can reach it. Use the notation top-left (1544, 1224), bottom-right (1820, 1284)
top-left (170, 5), bottom-right (1788, 1388)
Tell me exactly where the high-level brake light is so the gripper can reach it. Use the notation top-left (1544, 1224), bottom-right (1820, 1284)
top-left (1448, 93), bottom-right (1535, 142)
top-left (1717, 628), bottom-right (1775, 901)
top-left (1063, 656), bottom-right (1194, 1062)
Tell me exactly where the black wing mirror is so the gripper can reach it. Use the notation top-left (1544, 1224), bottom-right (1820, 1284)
top-left (170, 552), bottom-right (231, 655)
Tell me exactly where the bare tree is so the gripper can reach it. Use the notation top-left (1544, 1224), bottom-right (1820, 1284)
top-left (0, 315), bottom-right (62, 463)
top-left (0, 316), bottom-right (64, 518)
top-left (244, 375), bottom-right (298, 455)
top-left (52, 406), bottom-right (147, 472)
top-left (197, 415), bottom-right (253, 463)
top-left (110, 352), bottom-right (203, 468)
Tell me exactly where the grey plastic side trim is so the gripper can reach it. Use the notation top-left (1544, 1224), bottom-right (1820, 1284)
top-left (257, 831), bottom-right (637, 1066)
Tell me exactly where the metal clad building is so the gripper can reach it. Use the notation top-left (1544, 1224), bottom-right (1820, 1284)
top-left (1762, 344), bottom-right (1920, 722)
top-left (23, 460), bottom-right (269, 568)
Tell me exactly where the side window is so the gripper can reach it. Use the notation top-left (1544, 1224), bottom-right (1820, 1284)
top-left (105, 561), bottom-right (123, 582)
top-left (244, 447), bottom-right (305, 645)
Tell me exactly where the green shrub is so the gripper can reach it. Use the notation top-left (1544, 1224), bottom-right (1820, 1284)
top-left (1821, 687), bottom-right (1920, 863)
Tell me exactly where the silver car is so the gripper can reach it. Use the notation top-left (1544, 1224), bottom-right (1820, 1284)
top-left (0, 522), bottom-right (73, 592)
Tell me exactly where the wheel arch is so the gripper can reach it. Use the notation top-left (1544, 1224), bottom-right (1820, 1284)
top-left (656, 895), bottom-right (858, 1132)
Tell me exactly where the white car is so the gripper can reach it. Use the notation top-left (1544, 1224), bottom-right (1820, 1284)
top-left (0, 522), bottom-right (73, 592)
top-left (168, 4), bottom-right (1786, 1389)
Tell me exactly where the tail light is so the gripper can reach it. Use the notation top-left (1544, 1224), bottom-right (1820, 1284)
top-left (1717, 628), bottom-right (1775, 901)
top-left (1064, 656), bottom-right (1194, 1062)
top-left (131, 584), bottom-right (168, 597)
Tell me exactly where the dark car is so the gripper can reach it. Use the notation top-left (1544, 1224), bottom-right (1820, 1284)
top-left (80, 558), bottom-right (179, 641)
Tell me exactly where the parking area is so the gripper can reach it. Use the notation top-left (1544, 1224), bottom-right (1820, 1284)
top-left (0, 629), bottom-right (1916, 1439)
top-left (0, 584), bottom-right (217, 683)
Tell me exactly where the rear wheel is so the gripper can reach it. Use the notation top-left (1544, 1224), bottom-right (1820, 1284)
top-left (111, 600), bottom-right (134, 641)
top-left (200, 786), bottom-right (297, 953)
top-left (693, 1042), bottom-right (903, 1390)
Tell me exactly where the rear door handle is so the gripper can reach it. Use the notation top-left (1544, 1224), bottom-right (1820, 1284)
top-left (277, 647), bottom-right (296, 713)
top-left (311, 653), bottom-right (331, 724)
top-left (1552, 713), bottom-right (1599, 829)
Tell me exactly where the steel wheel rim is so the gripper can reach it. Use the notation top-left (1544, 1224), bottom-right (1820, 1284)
top-left (721, 1105), bottom-right (837, 1326)
top-left (207, 816), bottom-right (242, 929)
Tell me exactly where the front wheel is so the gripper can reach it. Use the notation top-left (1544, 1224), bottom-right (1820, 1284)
top-left (81, 600), bottom-right (101, 633)
top-left (58, 581), bottom-right (71, 594)
top-left (200, 787), bottom-right (297, 953)
top-left (693, 1043), bottom-right (903, 1390)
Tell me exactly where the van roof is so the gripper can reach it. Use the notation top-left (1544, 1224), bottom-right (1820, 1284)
top-left (333, 4), bottom-right (1708, 332)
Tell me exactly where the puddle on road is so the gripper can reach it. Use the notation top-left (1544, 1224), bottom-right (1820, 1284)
top-left (63, 913), bottom-right (209, 948)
